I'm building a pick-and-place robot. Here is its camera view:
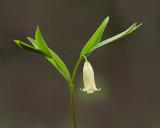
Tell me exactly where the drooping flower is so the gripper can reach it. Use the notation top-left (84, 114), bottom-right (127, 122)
top-left (81, 57), bottom-right (101, 94)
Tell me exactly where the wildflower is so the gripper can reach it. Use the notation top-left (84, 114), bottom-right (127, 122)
top-left (81, 57), bottom-right (101, 94)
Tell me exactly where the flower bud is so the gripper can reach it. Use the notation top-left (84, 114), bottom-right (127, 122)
top-left (81, 59), bottom-right (101, 94)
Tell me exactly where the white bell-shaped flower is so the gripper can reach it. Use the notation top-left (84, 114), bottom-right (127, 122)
top-left (81, 58), bottom-right (101, 94)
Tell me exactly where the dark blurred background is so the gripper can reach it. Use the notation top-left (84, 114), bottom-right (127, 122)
top-left (0, 0), bottom-right (159, 128)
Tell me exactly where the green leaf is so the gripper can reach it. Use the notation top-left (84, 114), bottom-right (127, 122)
top-left (35, 27), bottom-right (71, 81)
top-left (14, 40), bottom-right (46, 55)
top-left (93, 22), bottom-right (143, 49)
top-left (15, 27), bottom-right (71, 82)
top-left (27, 37), bottom-right (37, 48)
top-left (80, 16), bottom-right (109, 57)
top-left (46, 49), bottom-right (71, 82)
top-left (35, 26), bottom-right (51, 58)
top-left (27, 36), bottom-right (71, 82)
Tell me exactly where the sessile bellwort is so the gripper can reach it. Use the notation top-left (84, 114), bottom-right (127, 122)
top-left (81, 57), bottom-right (101, 94)
top-left (14, 17), bottom-right (142, 127)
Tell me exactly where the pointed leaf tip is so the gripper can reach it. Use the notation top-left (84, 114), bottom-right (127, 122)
top-left (14, 40), bottom-right (21, 47)
top-left (35, 26), bottom-right (51, 58)
top-left (36, 25), bottom-right (41, 34)
top-left (27, 37), bottom-right (37, 48)
top-left (132, 22), bottom-right (143, 31)
top-left (104, 16), bottom-right (110, 23)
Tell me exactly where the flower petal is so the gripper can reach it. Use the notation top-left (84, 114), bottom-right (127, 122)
top-left (82, 58), bottom-right (101, 94)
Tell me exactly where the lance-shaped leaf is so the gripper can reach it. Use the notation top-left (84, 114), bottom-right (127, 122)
top-left (80, 16), bottom-right (109, 57)
top-left (14, 29), bottom-right (71, 82)
top-left (93, 22), bottom-right (143, 50)
top-left (35, 26), bottom-right (51, 58)
top-left (46, 49), bottom-right (71, 82)
top-left (27, 37), bottom-right (72, 82)
top-left (14, 40), bottom-right (46, 56)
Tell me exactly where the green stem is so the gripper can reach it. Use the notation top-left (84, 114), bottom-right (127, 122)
top-left (68, 57), bottom-right (82, 128)
top-left (72, 57), bottom-right (82, 82)
top-left (69, 83), bottom-right (77, 128)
